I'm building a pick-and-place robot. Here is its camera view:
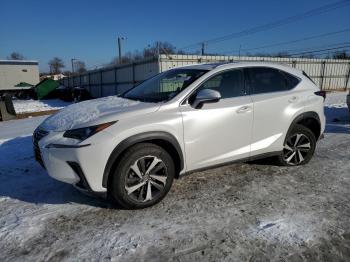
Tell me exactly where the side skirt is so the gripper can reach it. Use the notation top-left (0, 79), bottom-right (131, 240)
top-left (181, 151), bottom-right (282, 177)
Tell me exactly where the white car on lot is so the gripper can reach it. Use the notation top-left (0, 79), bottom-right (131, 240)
top-left (33, 62), bottom-right (326, 209)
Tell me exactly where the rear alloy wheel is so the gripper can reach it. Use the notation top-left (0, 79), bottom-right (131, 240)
top-left (277, 125), bottom-right (316, 166)
top-left (110, 143), bottom-right (175, 209)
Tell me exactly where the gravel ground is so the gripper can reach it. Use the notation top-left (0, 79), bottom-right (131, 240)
top-left (0, 93), bottom-right (349, 261)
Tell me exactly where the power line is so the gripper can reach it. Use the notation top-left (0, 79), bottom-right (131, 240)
top-left (299, 49), bottom-right (350, 57)
top-left (289, 49), bottom-right (350, 58)
top-left (279, 41), bottom-right (350, 53)
top-left (288, 44), bottom-right (350, 56)
top-left (220, 42), bottom-right (350, 57)
top-left (180, 0), bottom-right (350, 50)
top-left (221, 28), bottom-right (350, 54)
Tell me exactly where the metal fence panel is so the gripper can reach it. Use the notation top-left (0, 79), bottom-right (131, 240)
top-left (159, 54), bottom-right (350, 91)
top-left (73, 76), bottom-right (80, 86)
top-left (89, 72), bottom-right (100, 85)
top-left (102, 69), bottom-right (115, 84)
top-left (118, 84), bottom-right (133, 94)
top-left (134, 62), bottom-right (159, 82)
top-left (101, 84), bottom-right (116, 97)
top-left (59, 55), bottom-right (349, 98)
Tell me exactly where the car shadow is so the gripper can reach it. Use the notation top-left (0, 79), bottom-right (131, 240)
top-left (324, 106), bottom-right (350, 134)
top-left (0, 136), bottom-right (115, 208)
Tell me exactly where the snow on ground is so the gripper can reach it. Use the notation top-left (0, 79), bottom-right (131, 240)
top-left (13, 99), bottom-right (72, 114)
top-left (325, 91), bottom-right (348, 108)
top-left (0, 92), bottom-right (349, 261)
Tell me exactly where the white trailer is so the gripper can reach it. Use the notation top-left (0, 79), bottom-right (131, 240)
top-left (0, 60), bottom-right (40, 96)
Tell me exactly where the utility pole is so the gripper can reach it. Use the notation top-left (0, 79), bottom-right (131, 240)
top-left (156, 41), bottom-right (160, 56)
top-left (238, 44), bottom-right (242, 59)
top-left (118, 36), bottom-right (127, 64)
top-left (156, 42), bottom-right (161, 67)
top-left (71, 58), bottom-right (77, 74)
top-left (201, 42), bottom-right (206, 55)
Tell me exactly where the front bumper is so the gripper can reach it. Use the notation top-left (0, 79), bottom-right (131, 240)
top-left (33, 128), bottom-right (116, 193)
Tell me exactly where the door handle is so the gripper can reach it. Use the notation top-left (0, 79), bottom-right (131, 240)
top-left (288, 96), bottom-right (298, 103)
top-left (236, 105), bottom-right (252, 114)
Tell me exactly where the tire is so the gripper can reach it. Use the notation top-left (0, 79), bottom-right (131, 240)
top-left (276, 124), bottom-right (316, 166)
top-left (109, 143), bottom-right (175, 209)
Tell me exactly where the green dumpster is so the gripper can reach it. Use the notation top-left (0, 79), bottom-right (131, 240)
top-left (35, 79), bottom-right (60, 99)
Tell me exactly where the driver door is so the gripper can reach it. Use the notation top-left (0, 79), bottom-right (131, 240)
top-left (180, 69), bottom-right (253, 171)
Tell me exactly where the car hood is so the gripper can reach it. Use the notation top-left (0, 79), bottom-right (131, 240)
top-left (39, 96), bottom-right (160, 131)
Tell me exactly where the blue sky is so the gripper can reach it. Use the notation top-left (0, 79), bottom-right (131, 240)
top-left (1, 0), bottom-right (349, 72)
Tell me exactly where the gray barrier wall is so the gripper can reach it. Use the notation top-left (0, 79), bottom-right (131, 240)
top-left (60, 57), bottom-right (159, 98)
top-left (60, 54), bottom-right (350, 98)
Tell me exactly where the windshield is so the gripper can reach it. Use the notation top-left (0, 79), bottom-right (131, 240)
top-left (122, 69), bottom-right (208, 102)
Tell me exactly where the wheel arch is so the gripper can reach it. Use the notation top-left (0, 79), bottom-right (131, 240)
top-left (287, 111), bottom-right (321, 141)
top-left (102, 131), bottom-right (184, 189)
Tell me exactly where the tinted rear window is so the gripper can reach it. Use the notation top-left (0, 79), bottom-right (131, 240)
top-left (247, 67), bottom-right (299, 94)
top-left (284, 72), bottom-right (300, 89)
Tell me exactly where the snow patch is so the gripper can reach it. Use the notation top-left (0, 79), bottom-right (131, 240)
top-left (13, 99), bottom-right (71, 114)
top-left (325, 91), bottom-right (347, 108)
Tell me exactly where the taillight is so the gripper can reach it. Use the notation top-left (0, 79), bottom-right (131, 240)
top-left (314, 91), bottom-right (326, 100)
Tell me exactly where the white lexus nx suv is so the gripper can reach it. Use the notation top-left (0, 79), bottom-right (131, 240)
top-left (33, 62), bottom-right (326, 209)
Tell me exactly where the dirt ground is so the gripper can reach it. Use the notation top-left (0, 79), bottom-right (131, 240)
top-left (0, 100), bottom-right (349, 261)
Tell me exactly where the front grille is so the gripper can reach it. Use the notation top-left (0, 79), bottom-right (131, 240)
top-left (33, 128), bottom-right (49, 167)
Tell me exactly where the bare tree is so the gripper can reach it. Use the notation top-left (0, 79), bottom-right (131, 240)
top-left (110, 41), bottom-right (186, 65)
top-left (254, 52), bottom-right (272, 57)
top-left (333, 50), bottom-right (350, 59)
top-left (7, 52), bottom-right (25, 60)
top-left (300, 54), bottom-right (315, 58)
top-left (110, 53), bottom-right (133, 65)
top-left (143, 41), bottom-right (177, 58)
top-left (275, 51), bottom-right (291, 58)
top-left (48, 57), bottom-right (65, 74)
top-left (75, 61), bottom-right (87, 74)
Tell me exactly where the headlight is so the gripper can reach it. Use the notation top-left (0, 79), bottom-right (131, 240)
top-left (63, 121), bottom-right (117, 141)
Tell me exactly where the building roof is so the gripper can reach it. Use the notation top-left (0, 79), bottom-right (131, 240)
top-left (0, 60), bottom-right (39, 66)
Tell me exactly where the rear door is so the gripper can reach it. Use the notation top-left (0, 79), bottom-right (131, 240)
top-left (180, 68), bottom-right (253, 171)
top-left (246, 67), bottom-right (302, 156)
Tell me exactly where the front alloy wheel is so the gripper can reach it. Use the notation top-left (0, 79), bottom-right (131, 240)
top-left (110, 143), bottom-right (175, 209)
top-left (125, 156), bottom-right (168, 202)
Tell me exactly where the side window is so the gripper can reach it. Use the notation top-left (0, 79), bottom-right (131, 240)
top-left (284, 72), bottom-right (300, 89)
top-left (247, 67), bottom-right (294, 94)
top-left (196, 69), bottom-right (245, 99)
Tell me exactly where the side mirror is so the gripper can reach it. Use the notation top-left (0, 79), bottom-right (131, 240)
top-left (191, 89), bottom-right (221, 109)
